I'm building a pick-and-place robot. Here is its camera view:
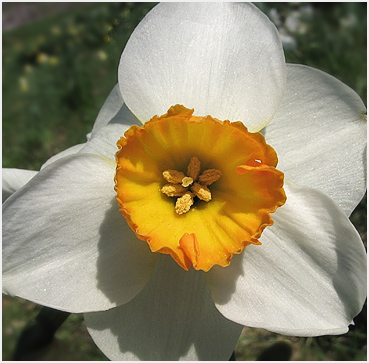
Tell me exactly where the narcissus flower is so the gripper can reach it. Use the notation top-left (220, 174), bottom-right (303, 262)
top-left (2, 3), bottom-right (367, 361)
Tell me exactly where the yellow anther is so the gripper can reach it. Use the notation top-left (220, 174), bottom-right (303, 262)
top-left (198, 169), bottom-right (222, 186)
top-left (175, 192), bottom-right (194, 215)
top-left (161, 184), bottom-right (187, 197)
top-left (163, 170), bottom-right (186, 184)
top-left (187, 156), bottom-right (201, 180)
top-left (181, 176), bottom-right (194, 187)
top-left (161, 157), bottom-right (221, 214)
top-left (191, 182), bottom-right (212, 202)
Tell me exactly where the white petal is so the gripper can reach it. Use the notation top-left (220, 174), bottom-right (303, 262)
top-left (85, 255), bottom-right (242, 361)
top-left (2, 168), bottom-right (37, 201)
top-left (119, 2), bottom-right (286, 131)
top-left (91, 84), bottom-right (124, 136)
top-left (80, 124), bottom-right (126, 161)
top-left (81, 124), bottom-right (132, 162)
top-left (81, 101), bottom-right (141, 161)
top-left (90, 84), bottom-right (140, 138)
top-left (3, 154), bottom-right (156, 313)
top-left (41, 143), bottom-right (85, 170)
top-left (206, 182), bottom-right (366, 336)
top-left (265, 64), bottom-right (367, 215)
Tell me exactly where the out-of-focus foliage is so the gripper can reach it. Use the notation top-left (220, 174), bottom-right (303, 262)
top-left (3, 2), bottom-right (155, 170)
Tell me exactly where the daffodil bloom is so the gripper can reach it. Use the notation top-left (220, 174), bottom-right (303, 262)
top-left (2, 3), bottom-right (367, 361)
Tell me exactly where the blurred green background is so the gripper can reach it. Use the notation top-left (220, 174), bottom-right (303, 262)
top-left (2, 2), bottom-right (367, 361)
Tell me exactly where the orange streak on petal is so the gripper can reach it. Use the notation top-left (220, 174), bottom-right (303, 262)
top-left (179, 233), bottom-right (199, 267)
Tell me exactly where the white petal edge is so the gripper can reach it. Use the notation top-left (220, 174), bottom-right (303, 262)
top-left (41, 143), bottom-right (86, 170)
top-left (85, 255), bottom-right (242, 361)
top-left (2, 168), bottom-right (38, 201)
top-left (80, 104), bottom-right (140, 161)
top-left (206, 182), bottom-right (366, 337)
top-left (119, 2), bottom-right (286, 131)
top-left (90, 84), bottom-right (124, 137)
top-left (88, 84), bottom-right (140, 141)
top-left (265, 64), bottom-right (367, 215)
top-left (3, 153), bottom-right (156, 313)
top-left (42, 85), bottom-right (137, 167)
top-left (80, 124), bottom-right (128, 161)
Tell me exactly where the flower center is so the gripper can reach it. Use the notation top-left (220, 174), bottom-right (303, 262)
top-left (114, 104), bottom-right (286, 271)
top-left (161, 156), bottom-right (222, 215)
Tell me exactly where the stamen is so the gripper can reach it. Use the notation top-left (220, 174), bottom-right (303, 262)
top-left (187, 157), bottom-right (201, 180)
top-left (162, 157), bottom-right (221, 214)
top-left (161, 184), bottom-right (187, 197)
top-left (175, 192), bottom-right (194, 215)
top-left (163, 170), bottom-right (186, 184)
top-left (198, 169), bottom-right (222, 186)
top-left (191, 182), bottom-right (211, 202)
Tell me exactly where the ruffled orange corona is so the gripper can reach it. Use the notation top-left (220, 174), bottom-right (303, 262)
top-left (115, 105), bottom-right (286, 271)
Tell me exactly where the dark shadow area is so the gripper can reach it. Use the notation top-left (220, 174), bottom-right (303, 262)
top-left (12, 307), bottom-right (70, 361)
top-left (205, 251), bottom-right (245, 305)
top-left (274, 185), bottom-right (366, 328)
top-left (87, 256), bottom-right (242, 360)
top-left (95, 198), bottom-right (156, 306)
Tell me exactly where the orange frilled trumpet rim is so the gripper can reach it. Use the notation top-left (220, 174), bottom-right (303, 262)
top-left (115, 105), bottom-right (286, 272)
